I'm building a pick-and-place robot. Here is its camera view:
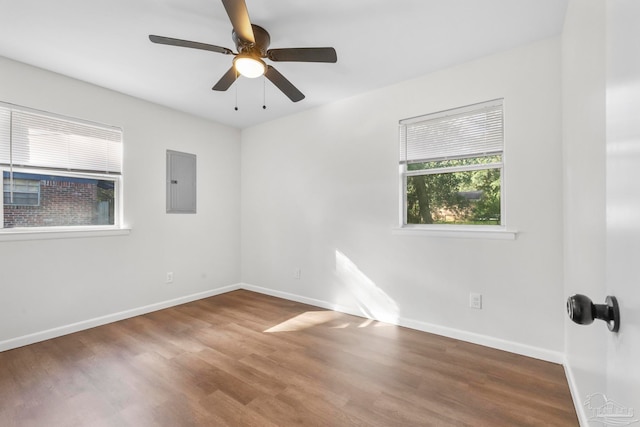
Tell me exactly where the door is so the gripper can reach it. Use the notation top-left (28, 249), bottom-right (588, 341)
top-left (604, 0), bottom-right (640, 420)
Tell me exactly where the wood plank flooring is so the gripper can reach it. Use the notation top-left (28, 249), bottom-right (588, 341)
top-left (0, 290), bottom-right (578, 426)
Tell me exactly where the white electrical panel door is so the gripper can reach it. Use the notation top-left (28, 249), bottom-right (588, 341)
top-left (166, 150), bottom-right (196, 213)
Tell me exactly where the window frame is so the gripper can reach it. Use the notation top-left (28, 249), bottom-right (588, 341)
top-left (0, 167), bottom-right (123, 231)
top-left (3, 177), bottom-right (41, 207)
top-left (398, 99), bottom-right (508, 231)
top-left (0, 101), bottom-right (125, 235)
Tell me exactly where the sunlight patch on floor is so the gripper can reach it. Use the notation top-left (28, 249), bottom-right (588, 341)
top-left (358, 319), bottom-right (374, 328)
top-left (331, 322), bottom-right (351, 329)
top-left (263, 310), bottom-right (343, 333)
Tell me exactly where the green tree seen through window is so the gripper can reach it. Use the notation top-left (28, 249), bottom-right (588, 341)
top-left (406, 156), bottom-right (501, 225)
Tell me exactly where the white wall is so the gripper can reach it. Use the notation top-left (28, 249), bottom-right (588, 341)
top-left (0, 56), bottom-right (241, 347)
top-left (561, 0), bottom-right (608, 413)
top-left (241, 38), bottom-right (564, 359)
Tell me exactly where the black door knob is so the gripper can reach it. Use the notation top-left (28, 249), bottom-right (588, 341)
top-left (567, 294), bottom-right (620, 332)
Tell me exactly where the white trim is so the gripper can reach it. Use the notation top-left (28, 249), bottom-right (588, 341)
top-left (1, 167), bottom-right (124, 232)
top-left (0, 227), bottom-right (131, 242)
top-left (404, 162), bottom-right (503, 176)
top-left (400, 317), bottom-right (563, 363)
top-left (563, 359), bottom-right (589, 426)
top-left (241, 283), bottom-right (562, 364)
top-left (393, 226), bottom-right (517, 240)
top-left (0, 281), bottom-right (560, 364)
top-left (0, 284), bottom-right (241, 352)
top-left (241, 283), bottom-right (358, 315)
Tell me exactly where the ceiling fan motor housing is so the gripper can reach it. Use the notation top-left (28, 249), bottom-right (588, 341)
top-left (233, 24), bottom-right (271, 57)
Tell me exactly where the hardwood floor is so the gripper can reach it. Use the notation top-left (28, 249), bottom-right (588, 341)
top-left (0, 290), bottom-right (578, 426)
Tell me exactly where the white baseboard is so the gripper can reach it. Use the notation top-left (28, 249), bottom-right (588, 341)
top-left (240, 283), bottom-right (564, 364)
top-left (1, 282), bottom-right (563, 365)
top-left (0, 284), bottom-right (241, 352)
top-left (241, 283), bottom-right (360, 315)
top-left (563, 359), bottom-right (588, 426)
top-left (399, 317), bottom-right (564, 364)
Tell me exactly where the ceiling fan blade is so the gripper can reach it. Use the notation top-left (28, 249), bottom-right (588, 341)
top-left (264, 66), bottom-right (305, 102)
top-left (221, 0), bottom-right (255, 43)
top-left (267, 47), bottom-right (337, 63)
top-left (212, 67), bottom-right (238, 91)
top-left (149, 35), bottom-right (233, 55)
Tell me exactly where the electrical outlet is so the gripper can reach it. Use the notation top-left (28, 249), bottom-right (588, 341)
top-left (294, 269), bottom-right (301, 279)
top-left (166, 272), bottom-right (174, 283)
top-left (469, 293), bottom-right (482, 309)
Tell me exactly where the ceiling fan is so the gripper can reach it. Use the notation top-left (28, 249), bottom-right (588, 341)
top-left (149, 0), bottom-right (337, 103)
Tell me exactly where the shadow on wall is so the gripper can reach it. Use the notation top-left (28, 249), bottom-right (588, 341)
top-left (334, 249), bottom-right (400, 324)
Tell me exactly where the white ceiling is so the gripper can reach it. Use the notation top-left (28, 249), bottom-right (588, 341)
top-left (0, 0), bottom-right (567, 129)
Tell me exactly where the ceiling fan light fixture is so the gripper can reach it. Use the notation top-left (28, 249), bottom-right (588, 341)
top-left (234, 54), bottom-right (266, 78)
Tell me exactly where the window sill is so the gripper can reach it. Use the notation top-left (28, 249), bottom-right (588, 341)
top-left (393, 226), bottom-right (517, 240)
top-left (0, 227), bottom-right (131, 242)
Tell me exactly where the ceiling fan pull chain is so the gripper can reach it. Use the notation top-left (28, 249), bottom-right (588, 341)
top-left (234, 69), bottom-right (239, 111)
top-left (263, 76), bottom-right (267, 110)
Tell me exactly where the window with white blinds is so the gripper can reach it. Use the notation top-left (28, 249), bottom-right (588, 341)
top-left (400, 99), bottom-right (503, 164)
top-left (0, 102), bottom-right (123, 230)
top-left (0, 103), bottom-right (122, 174)
top-left (399, 99), bottom-right (504, 228)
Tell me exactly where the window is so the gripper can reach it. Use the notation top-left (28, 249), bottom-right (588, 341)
top-left (0, 102), bottom-right (122, 230)
top-left (399, 99), bottom-right (504, 227)
top-left (3, 176), bottom-right (40, 206)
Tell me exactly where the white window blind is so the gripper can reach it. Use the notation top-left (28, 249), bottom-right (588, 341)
top-left (399, 99), bottom-right (503, 164)
top-left (0, 103), bottom-right (122, 174)
top-left (0, 108), bottom-right (10, 167)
